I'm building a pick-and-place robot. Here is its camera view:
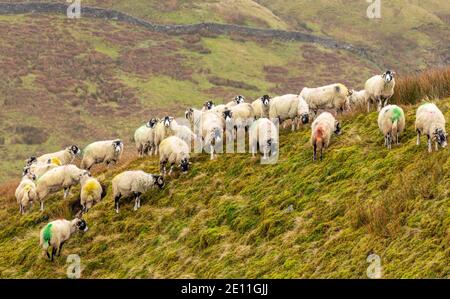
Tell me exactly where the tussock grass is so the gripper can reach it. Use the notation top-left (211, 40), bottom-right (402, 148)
top-left (392, 67), bottom-right (450, 105)
top-left (0, 98), bottom-right (448, 278)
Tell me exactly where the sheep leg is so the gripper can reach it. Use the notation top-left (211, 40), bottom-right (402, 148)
top-left (160, 161), bottom-right (166, 176)
top-left (320, 142), bottom-right (324, 161)
top-left (367, 100), bottom-right (371, 113)
top-left (169, 164), bottom-right (174, 175)
top-left (376, 97), bottom-right (382, 112)
top-left (51, 247), bottom-right (57, 261)
top-left (210, 145), bottom-right (215, 160)
top-left (435, 140), bottom-right (439, 151)
top-left (416, 129), bottom-right (421, 145)
top-left (40, 201), bottom-right (44, 211)
top-left (291, 120), bottom-right (295, 132)
top-left (313, 143), bottom-right (317, 161)
top-left (133, 192), bottom-right (141, 211)
top-left (114, 194), bottom-right (121, 214)
top-left (57, 242), bottom-right (65, 257)
top-left (427, 135), bottom-right (432, 153)
top-left (46, 249), bottom-right (51, 260)
top-left (397, 132), bottom-right (399, 145)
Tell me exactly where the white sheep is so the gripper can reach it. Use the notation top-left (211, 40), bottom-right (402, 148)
top-left (225, 95), bottom-right (245, 108)
top-left (134, 118), bottom-right (159, 156)
top-left (200, 111), bottom-right (224, 160)
top-left (300, 83), bottom-right (351, 115)
top-left (35, 145), bottom-right (81, 165)
top-left (415, 103), bottom-right (447, 152)
top-left (112, 170), bottom-right (165, 213)
top-left (36, 164), bottom-right (89, 211)
top-left (377, 104), bottom-right (405, 149)
top-left (159, 136), bottom-right (191, 175)
top-left (153, 116), bottom-right (178, 154)
top-left (80, 175), bottom-right (104, 213)
top-left (173, 123), bottom-right (198, 146)
top-left (40, 218), bottom-right (88, 261)
top-left (15, 170), bottom-right (37, 214)
top-left (249, 118), bottom-right (279, 159)
top-left (269, 94), bottom-right (310, 131)
top-left (365, 70), bottom-right (396, 111)
top-left (251, 95), bottom-right (271, 119)
top-left (222, 103), bottom-right (255, 141)
top-left (23, 157), bottom-right (61, 179)
top-left (311, 112), bottom-right (342, 161)
top-left (347, 89), bottom-right (370, 112)
top-left (81, 139), bottom-right (123, 170)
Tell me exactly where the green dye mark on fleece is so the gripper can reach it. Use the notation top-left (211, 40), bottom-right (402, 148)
top-left (43, 224), bottom-right (52, 244)
top-left (391, 107), bottom-right (402, 123)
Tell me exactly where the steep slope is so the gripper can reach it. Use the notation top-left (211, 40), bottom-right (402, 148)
top-left (0, 98), bottom-right (448, 278)
top-left (0, 13), bottom-right (378, 183)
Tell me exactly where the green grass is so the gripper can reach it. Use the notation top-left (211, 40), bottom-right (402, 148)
top-left (0, 98), bottom-right (448, 278)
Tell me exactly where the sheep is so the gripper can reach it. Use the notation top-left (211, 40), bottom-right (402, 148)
top-left (153, 116), bottom-right (178, 154)
top-left (347, 89), bottom-right (370, 112)
top-left (112, 170), bottom-right (165, 213)
top-left (134, 118), bottom-right (159, 156)
top-left (311, 112), bottom-right (342, 161)
top-left (377, 104), bottom-right (405, 149)
top-left (269, 94), bottom-right (310, 131)
top-left (249, 118), bottom-right (279, 159)
top-left (300, 83), bottom-right (352, 115)
top-left (81, 139), bottom-right (124, 170)
top-left (159, 136), bottom-right (191, 175)
top-left (200, 111), bottom-right (224, 160)
top-left (365, 70), bottom-right (396, 112)
top-left (23, 157), bottom-right (61, 179)
top-left (251, 95), bottom-right (271, 119)
top-left (36, 164), bottom-right (90, 211)
top-left (202, 100), bottom-right (215, 111)
top-left (80, 175), bottom-right (104, 213)
top-left (15, 170), bottom-right (37, 214)
top-left (225, 95), bottom-right (245, 108)
top-left (222, 103), bottom-right (255, 140)
top-left (35, 145), bottom-right (81, 165)
top-left (173, 123), bottom-right (198, 146)
top-left (40, 218), bottom-right (88, 261)
top-left (415, 103), bottom-right (447, 152)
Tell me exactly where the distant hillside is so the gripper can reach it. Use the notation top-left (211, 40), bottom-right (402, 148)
top-left (0, 98), bottom-right (448, 278)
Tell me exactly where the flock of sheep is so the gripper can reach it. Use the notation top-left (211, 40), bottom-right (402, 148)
top-left (13, 70), bottom-right (448, 261)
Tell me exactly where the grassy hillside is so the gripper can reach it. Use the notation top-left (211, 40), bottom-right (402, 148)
top-left (256, 0), bottom-right (450, 71)
top-left (0, 13), bottom-right (378, 183)
top-left (9, 0), bottom-right (450, 71)
top-left (0, 98), bottom-right (448, 278)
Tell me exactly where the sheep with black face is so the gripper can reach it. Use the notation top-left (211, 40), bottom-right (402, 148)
top-left (365, 70), bottom-right (396, 111)
top-left (40, 218), bottom-right (88, 261)
top-left (134, 118), bottom-right (159, 156)
top-left (15, 169), bottom-right (37, 214)
top-left (310, 112), bottom-right (342, 161)
top-left (159, 136), bottom-right (191, 176)
top-left (251, 95), bottom-right (271, 119)
top-left (33, 145), bottom-right (81, 166)
top-left (112, 170), bottom-right (165, 213)
top-left (225, 95), bottom-right (245, 108)
top-left (415, 103), bottom-right (447, 152)
top-left (153, 116), bottom-right (178, 154)
top-left (81, 139), bottom-right (124, 170)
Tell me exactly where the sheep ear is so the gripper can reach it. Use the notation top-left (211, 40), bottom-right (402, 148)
top-left (382, 72), bottom-right (386, 78)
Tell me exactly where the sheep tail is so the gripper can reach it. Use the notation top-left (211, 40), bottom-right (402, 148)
top-left (315, 127), bottom-right (324, 144)
top-left (42, 223), bottom-right (53, 250)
